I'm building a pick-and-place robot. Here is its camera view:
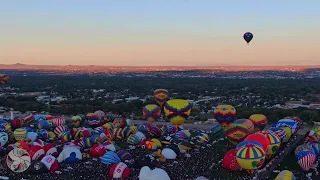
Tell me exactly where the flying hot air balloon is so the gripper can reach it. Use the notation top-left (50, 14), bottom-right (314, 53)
top-left (243, 32), bottom-right (253, 44)
top-left (213, 105), bottom-right (236, 131)
top-left (153, 89), bottom-right (169, 108)
top-left (142, 104), bottom-right (161, 124)
top-left (164, 99), bottom-right (192, 126)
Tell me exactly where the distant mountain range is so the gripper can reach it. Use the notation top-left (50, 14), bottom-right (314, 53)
top-left (1, 64), bottom-right (319, 73)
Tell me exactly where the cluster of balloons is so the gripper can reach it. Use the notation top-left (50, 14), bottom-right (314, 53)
top-left (143, 89), bottom-right (192, 127)
top-left (222, 115), bottom-right (301, 175)
top-left (295, 127), bottom-right (320, 171)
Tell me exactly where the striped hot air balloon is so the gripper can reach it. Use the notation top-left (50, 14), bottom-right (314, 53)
top-left (101, 151), bottom-right (121, 165)
top-left (261, 131), bottom-right (281, 158)
top-left (236, 142), bottom-right (265, 170)
top-left (164, 99), bottom-right (192, 126)
top-left (116, 150), bottom-right (133, 161)
top-left (269, 127), bottom-right (287, 143)
top-left (53, 117), bottom-right (65, 127)
top-left (195, 133), bottom-right (209, 144)
top-left (175, 130), bottom-right (191, 140)
top-left (213, 105), bottom-right (236, 131)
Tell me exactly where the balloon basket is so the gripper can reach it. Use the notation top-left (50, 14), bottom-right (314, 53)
top-left (246, 169), bottom-right (255, 176)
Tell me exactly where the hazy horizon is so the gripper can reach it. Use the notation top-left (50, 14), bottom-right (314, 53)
top-left (1, 1), bottom-right (319, 66)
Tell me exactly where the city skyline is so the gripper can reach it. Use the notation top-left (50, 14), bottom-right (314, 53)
top-left (0, 1), bottom-right (319, 66)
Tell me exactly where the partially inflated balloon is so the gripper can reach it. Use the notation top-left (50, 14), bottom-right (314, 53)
top-left (153, 89), bottom-right (169, 108)
top-left (225, 119), bottom-right (254, 145)
top-left (222, 148), bottom-right (240, 171)
top-left (244, 133), bottom-right (270, 152)
top-left (249, 114), bottom-right (267, 132)
top-left (164, 99), bottom-right (191, 126)
top-left (213, 105), bottom-right (236, 131)
top-left (143, 104), bottom-right (161, 124)
top-left (260, 131), bottom-right (281, 158)
top-left (275, 170), bottom-right (296, 180)
top-left (243, 32), bottom-right (253, 44)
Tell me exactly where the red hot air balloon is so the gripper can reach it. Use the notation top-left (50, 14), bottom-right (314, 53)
top-left (222, 148), bottom-right (240, 171)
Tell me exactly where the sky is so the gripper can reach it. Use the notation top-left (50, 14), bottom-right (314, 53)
top-left (0, 0), bottom-right (319, 66)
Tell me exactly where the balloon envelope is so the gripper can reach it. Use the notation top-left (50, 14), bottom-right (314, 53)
top-left (243, 32), bottom-right (253, 44)
top-left (164, 99), bottom-right (192, 126)
top-left (213, 105), bottom-right (236, 131)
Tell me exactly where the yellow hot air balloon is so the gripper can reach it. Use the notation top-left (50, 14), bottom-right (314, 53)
top-left (153, 89), bottom-right (169, 108)
top-left (236, 142), bottom-right (265, 174)
top-left (281, 127), bottom-right (292, 143)
top-left (164, 99), bottom-right (191, 126)
top-left (275, 170), bottom-right (296, 180)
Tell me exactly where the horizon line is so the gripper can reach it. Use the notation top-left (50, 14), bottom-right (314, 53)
top-left (1, 63), bottom-right (320, 67)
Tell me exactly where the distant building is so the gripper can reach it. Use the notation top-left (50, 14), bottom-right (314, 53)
top-left (310, 103), bottom-right (320, 110)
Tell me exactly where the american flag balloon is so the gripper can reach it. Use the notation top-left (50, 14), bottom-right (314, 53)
top-left (296, 150), bottom-right (316, 171)
top-left (53, 117), bottom-right (65, 127)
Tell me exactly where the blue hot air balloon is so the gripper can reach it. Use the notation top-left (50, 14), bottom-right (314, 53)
top-left (243, 32), bottom-right (253, 44)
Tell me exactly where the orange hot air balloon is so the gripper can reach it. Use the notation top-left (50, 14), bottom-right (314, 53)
top-left (153, 89), bottom-right (169, 108)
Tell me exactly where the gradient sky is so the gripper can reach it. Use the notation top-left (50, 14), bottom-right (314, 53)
top-left (0, 0), bottom-right (319, 66)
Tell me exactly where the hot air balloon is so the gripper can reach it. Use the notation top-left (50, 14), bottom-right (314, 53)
top-left (94, 110), bottom-right (105, 119)
top-left (307, 141), bottom-right (320, 157)
top-left (276, 119), bottom-right (298, 135)
top-left (236, 142), bottom-right (265, 173)
top-left (143, 104), bottom-right (161, 124)
top-left (175, 130), bottom-right (191, 140)
top-left (222, 148), bottom-right (240, 171)
top-left (243, 32), bottom-right (253, 44)
top-left (225, 119), bottom-right (254, 145)
top-left (153, 89), bottom-right (169, 108)
top-left (268, 127), bottom-right (287, 143)
top-left (71, 116), bottom-right (81, 127)
top-left (164, 99), bottom-right (192, 126)
top-left (0, 74), bottom-right (9, 85)
top-left (281, 127), bottom-right (292, 143)
top-left (249, 114), bottom-right (267, 132)
top-left (86, 113), bottom-right (100, 128)
top-left (244, 133), bottom-right (270, 152)
top-left (275, 170), bottom-right (296, 180)
top-left (260, 131), bottom-right (281, 158)
top-left (101, 151), bottom-right (121, 165)
top-left (295, 149), bottom-right (316, 171)
top-left (213, 105), bottom-right (236, 131)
